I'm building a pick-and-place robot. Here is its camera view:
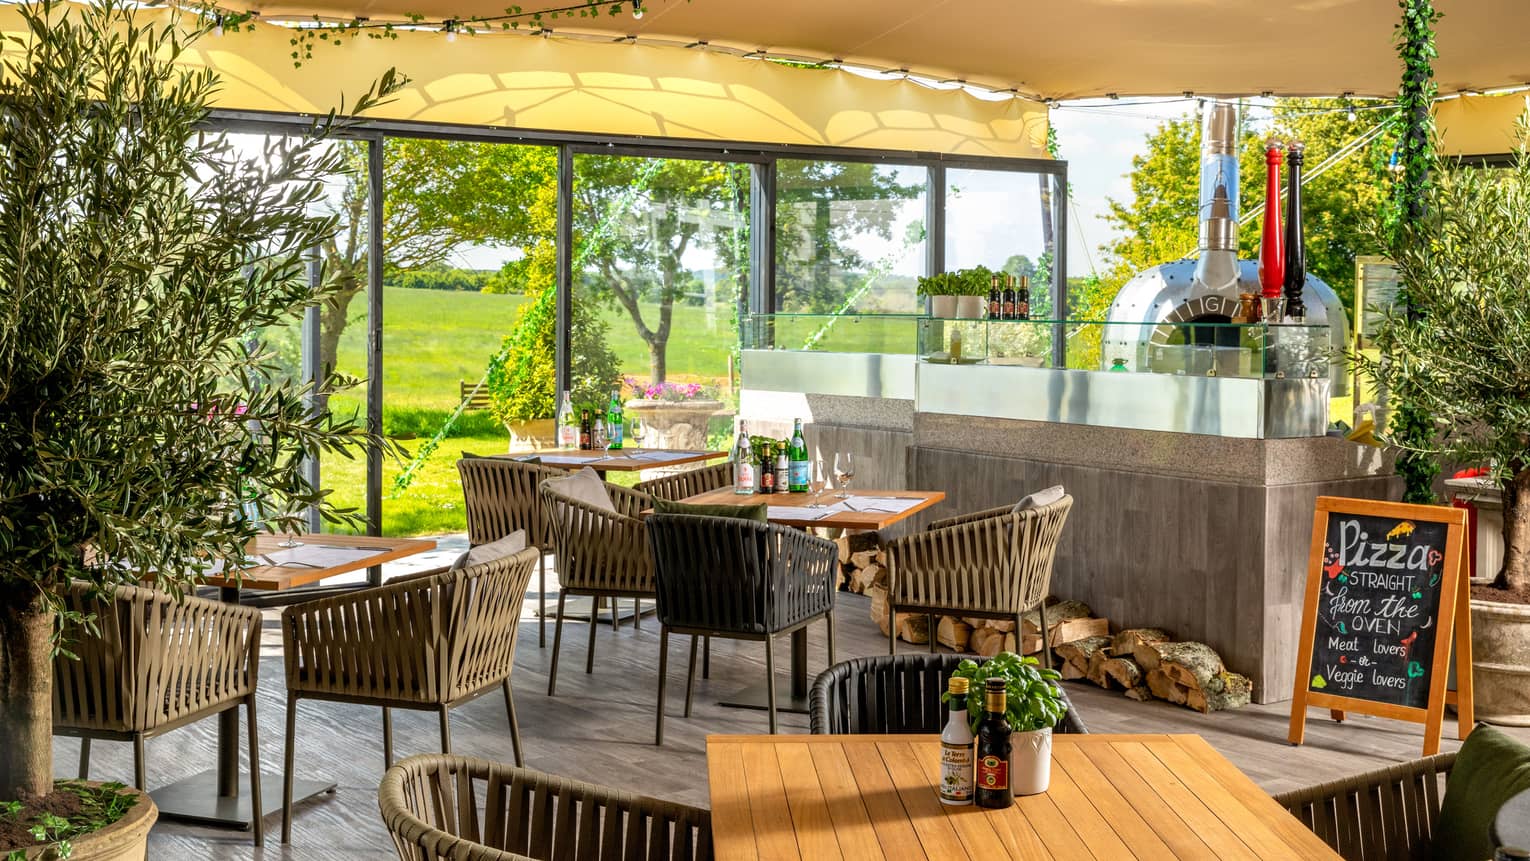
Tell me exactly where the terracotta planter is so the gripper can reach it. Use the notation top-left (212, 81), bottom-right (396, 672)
top-left (1471, 598), bottom-right (1530, 726)
top-left (505, 418), bottom-right (557, 453)
top-left (1009, 727), bottom-right (1052, 796)
top-left (623, 399), bottom-right (724, 451)
top-left (16, 784), bottom-right (158, 860)
top-left (928, 295), bottom-right (956, 318)
top-left (956, 295), bottom-right (985, 319)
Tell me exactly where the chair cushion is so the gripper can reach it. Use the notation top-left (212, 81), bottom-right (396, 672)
top-left (546, 467), bottom-right (615, 513)
top-left (1433, 724), bottom-right (1530, 861)
top-left (1013, 484), bottom-right (1066, 513)
top-left (452, 529), bottom-right (528, 571)
top-left (652, 497), bottom-right (768, 523)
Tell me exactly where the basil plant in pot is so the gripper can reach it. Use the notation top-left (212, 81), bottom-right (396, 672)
top-left (1356, 114), bottom-right (1530, 725)
top-left (0, 2), bottom-right (400, 856)
top-left (944, 652), bottom-right (1068, 795)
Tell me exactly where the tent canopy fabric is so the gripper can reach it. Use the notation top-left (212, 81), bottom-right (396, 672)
top-left (236, 0), bottom-right (1530, 100)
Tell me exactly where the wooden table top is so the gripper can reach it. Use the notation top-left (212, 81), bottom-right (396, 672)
top-left (202, 534), bottom-right (438, 591)
top-left (494, 448), bottom-right (725, 473)
top-left (706, 734), bottom-right (1339, 861)
top-left (674, 488), bottom-right (945, 531)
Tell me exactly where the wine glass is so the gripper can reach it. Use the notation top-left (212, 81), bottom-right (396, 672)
top-left (833, 452), bottom-right (855, 498)
top-left (592, 422), bottom-right (608, 454)
top-left (628, 417), bottom-right (647, 450)
top-left (807, 457), bottom-right (828, 507)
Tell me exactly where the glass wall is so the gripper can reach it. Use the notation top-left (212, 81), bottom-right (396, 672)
top-left (569, 153), bottom-right (750, 454)
top-left (774, 160), bottom-right (928, 319)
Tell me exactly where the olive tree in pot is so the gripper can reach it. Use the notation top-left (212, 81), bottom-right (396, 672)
top-left (1356, 115), bottom-right (1530, 725)
top-left (0, 2), bottom-right (399, 855)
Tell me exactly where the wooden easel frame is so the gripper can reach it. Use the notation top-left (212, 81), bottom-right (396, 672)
top-left (1288, 496), bottom-right (1474, 756)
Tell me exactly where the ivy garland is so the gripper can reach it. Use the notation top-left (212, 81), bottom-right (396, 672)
top-left (1389, 0), bottom-right (1441, 504)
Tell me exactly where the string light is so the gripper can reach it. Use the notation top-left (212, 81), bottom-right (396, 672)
top-left (213, 11), bottom-right (223, 35)
top-left (443, 18), bottom-right (457, 41)
top-left (631, 0), bottom-right (643, 19)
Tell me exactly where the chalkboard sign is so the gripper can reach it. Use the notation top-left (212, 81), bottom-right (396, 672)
top-left (1289, 497), bottom-right (1474, 757)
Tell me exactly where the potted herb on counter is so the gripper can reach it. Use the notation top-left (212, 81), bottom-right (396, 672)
top-left (917, 272), bottom-right (962, 318)
top-left (944, 652), bottom-right (1068, 795)
top-left (918, 266), bottom-right (995, 319)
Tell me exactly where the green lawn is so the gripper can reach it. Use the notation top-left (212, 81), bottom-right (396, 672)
top-left (321, 286), bottom-right (738, 536)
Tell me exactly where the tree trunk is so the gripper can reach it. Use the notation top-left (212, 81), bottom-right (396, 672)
top-left (1497, 467), bottom-right (1530, 592)
top-left (649, 344), bottom-right (666, 384)
top-left (0, 584), bottom-right (54, 801)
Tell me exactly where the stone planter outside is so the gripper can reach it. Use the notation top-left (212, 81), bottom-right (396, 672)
top-left (624, 398), bottom-right (724, 451)
top-left (506, 419), bottom-right (558, 453)
top-left (956, 295), bottom-right (985, 319)
top-left (1471, 597), bottom-right (1530, 726)
top-left (19, 784), bottom-right (158, 860)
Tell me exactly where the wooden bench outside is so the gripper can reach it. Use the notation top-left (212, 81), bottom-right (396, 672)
top-left (459, 380), bottom-right (493, 411)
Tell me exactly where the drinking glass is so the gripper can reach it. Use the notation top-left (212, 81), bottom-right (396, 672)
top-left (592, 423), bottom-right (608, 454)
top-left (808, 457), bottom-right (828, 507)
top-left (833, 452), bottom-right (855, 498)
top-left (628, 417), bottom-right (647, 449)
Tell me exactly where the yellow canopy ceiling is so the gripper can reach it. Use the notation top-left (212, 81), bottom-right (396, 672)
top-left (1436, 93), bottom-right (1529, 157)
top-left (236, 0), bottom-right (1530, 100)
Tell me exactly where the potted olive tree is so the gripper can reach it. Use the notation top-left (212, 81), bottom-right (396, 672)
top-left (944, 652), bottom-right (1068, 795)
top-left (1357, 115), bottom-right (1530, 725)
top-left (0, 2), bottom-right (399, 856)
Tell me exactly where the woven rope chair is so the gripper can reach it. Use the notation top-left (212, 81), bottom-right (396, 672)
top-left (54, 581), bottom-right (266, 844)
top-left (1273, 752), bottom-right (1456, 861)
top-left (633, 461), bottom-right (732, 502)
top-left (647, 513), bottom-right (837, 741)
top-left (885, 495), bottom-right (1073, 667)
top-left (379, 754), bottom-right (713, 861)
top-left (539, 479), bottom-right (655, 697)
top-left (459, 455), bottom-right (563, 647)
top-left (280, 546), bottom-right (540, 843)
top-left (809, 653), bottom-right (1088, 736)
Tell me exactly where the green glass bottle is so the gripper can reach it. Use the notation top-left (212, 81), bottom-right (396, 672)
top-left (788, 419), bottom-right (809, 492)
top-left (606, 390), bottom-right (624, 450)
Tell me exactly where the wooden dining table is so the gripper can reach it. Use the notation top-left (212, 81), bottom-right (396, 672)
top-left (707, 733), bottom-right (1341, 860)
top-left (154, 533), bottom-right (437, 831)
top-left (665, 488), bottom-right (946, 715)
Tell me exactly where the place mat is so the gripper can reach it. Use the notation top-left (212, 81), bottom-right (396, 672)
top-left (621, 449), bottom-right (705, 462)
top-left (536, 454), bottom-right (600, 465)
top-left (766, 505), bottom-right (833, 521)
top-left (836, 496), bottom-right (925, 514)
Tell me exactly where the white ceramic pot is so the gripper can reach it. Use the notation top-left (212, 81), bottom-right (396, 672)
top-left (955, 295), bottom-right (985, 319)
top-left (1471, 598), bottom-right (1530, 726)
top-left (1010, 727), bottom-right (1052, 796)
top-left (928, 295), bottom-right (956, 318)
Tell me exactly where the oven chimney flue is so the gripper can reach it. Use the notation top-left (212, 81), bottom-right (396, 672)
top-left (1192, 101), bottom-right (1242, 294)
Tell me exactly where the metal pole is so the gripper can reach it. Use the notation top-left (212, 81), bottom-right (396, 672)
top-left (749, 161), bottom-right (776, 344)
top-left (1052, 172), bottom-right (1070, 368)
top-left (302, 244), bottom-right (322, 534)
top-left (365, 138), bottom-right (384, 583)
top-left (926, 164), bottom-right (946, 282)
top-left (555, 145), bottom-right (573, 396)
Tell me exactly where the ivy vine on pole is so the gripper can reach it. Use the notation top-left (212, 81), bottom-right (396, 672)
top-left (1389, 0), bottom-right (1441, 504)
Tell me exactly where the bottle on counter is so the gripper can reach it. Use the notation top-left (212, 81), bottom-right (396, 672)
top-left (774, 442), bottom-right (790, 494)
top-left (1016, 275), bottom-right (1031, 321)
top-left (1109, 358), bottom-right (1129, 372)
top-left (578, 409), bottom-right (592, 450)
top-left (939, 676), bottom-right (975, 806)
top-left (733, 421), bottom-right (756, 494)
top-left (949, 325), bottom-right (963, 364)
top-left (1283, 140), bottom-right (1308, 321)
top-left (606, 390), bottom-right (624, 450)
top-left (987, 275), bottom-right (1002, 319)
top-left (975, 677), bottom-right (1013, 809)
top-left (788, 420), bottom-right (810, 493)
top-left (758, 443), bottom-right (776, 494)
top-left (1001, 275), bottom-right (1016, 320)
top-left (556, 391), bottom-right (578, 448)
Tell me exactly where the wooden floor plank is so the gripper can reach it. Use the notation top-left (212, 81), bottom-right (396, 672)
top-left (1171, 736), bottom-right (1343, 858)
top-left (1112, 741), bottom-right (1259, 861)
top-left (773, 743), bottom-right (847, 861)
top-left (838, 743), bottom-right (929, 861)
top-left (1052, 743), bottom-right (1174, 858)
top-left (805, 743), bottom-right (890, 861)
top-left (873, 741), bottom-right (972, 860)
top-left (738, 741), bottom-right (803, 861)
top-left (709, 742), bottom-right (760, 861)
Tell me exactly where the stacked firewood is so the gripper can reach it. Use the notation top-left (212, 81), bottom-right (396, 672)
top-left (1055, 627), bottom-right (1253, 713)
top-left (834, 533), bottom-right (886, 594)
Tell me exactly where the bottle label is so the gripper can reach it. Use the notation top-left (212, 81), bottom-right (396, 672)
top-left (559, 426), bottom-right (578, 448)
top-left (789, 462), bottom-right (810, 488)
top-left (940, 742), bottom-right (974, 803)
top-left (1002, 300), bottom-right (1014, 318)
top-left (736, 462), bottom-right (754, 489)
top-left (609, 423), bottom-right (623, 448)
top-left (977, 754), bottom-right (1008, 791)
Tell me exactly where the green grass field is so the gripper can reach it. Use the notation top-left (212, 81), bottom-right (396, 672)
top-left (322, 286), bottom-right (739, 536)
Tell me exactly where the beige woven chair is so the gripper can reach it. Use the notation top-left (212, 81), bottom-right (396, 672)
top-left (379, 754), bottom-right (713, 861)
top-left (884, 495), bottom-right (1072, 666)
top-left (1274, 752), bottom-right (1456, 861)
top-left (539, 478), bottom-right (654, 697)
top-left (280, 546), bottom-right (540, 843)
top-left (54, 581), bottom-right (266, 844)
top-left (634, 461), bottom-right (732, 501)
top-left (459, 455), bottom-right (563, 647)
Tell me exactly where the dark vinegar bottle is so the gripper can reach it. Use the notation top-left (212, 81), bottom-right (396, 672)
top-left (1001, 276), bottom-right (1016, 321)
top-left (987, 274), bottom-right (1002, 319)
top-left (578, 409), bottom-right (592, 450)
top-left (974, 677), bottom-right (1013, 809)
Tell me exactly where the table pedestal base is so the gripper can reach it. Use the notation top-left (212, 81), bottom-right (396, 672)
top-left (152, 770), bottom-right (336, 829)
